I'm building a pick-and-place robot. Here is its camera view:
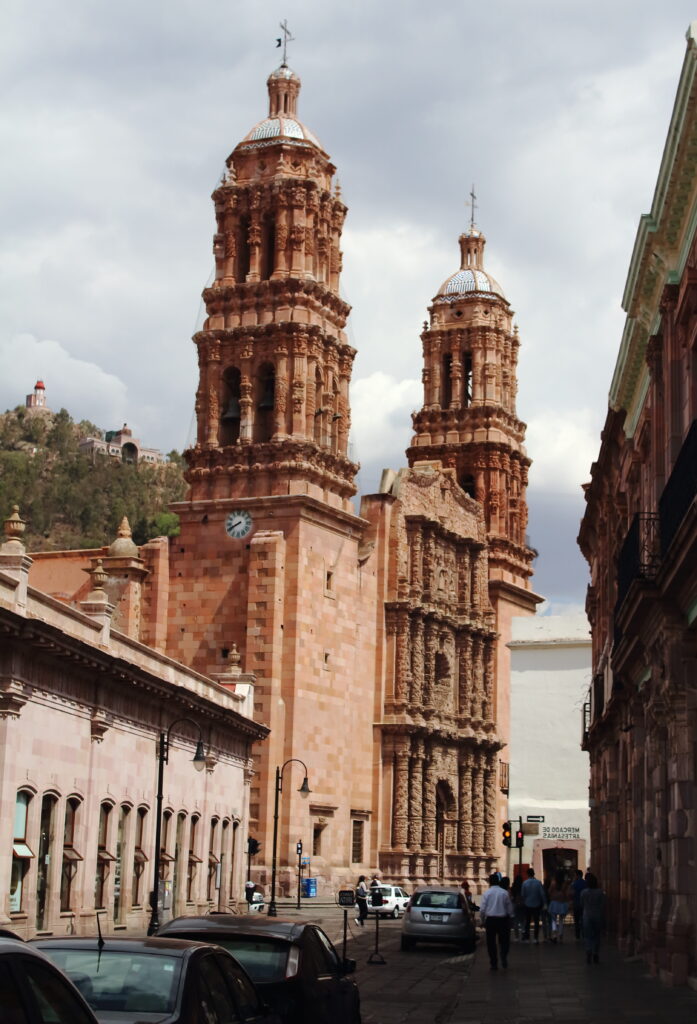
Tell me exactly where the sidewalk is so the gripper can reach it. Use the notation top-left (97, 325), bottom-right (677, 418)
top-left (450, 934), bottom-right (697, 1023)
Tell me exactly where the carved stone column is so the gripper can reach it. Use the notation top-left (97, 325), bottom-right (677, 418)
top-left (483, 638), bottom-right (495, 726)
top-left (409, 524), bottom-right (423, 595)
top-left (458, 635), bottom-right (472, 717)
top-left (393, 741), bottom-right (410, 848)
top-left (239, 343), bottom-right (253, 443)
top-left (410, 616), bottom-right (425, 706)
top-left (484, 753), bottom-right (497, 855)
top-left (291, 332), bottom-right (307, 438)
top-left (274, 344), bottom-right (288, 439)
top-left (423, 620), bottom-right (437, 708)
top-left (206, 339), bottom-right (221, 447)
top-left (471, 760), bottom-right (485, 856)
top-left (422, 751), bottom-right (437, 849)
top-left (395, 610), bottom-right (411, 704)
top-left (458, 546), bottom-right (470, 615)
top-left (470, 635), bottom-right (483, 722)
top-left (458, 751), bottom-right (473, 852)
top-left (408, 740), bottom-right (424, 848)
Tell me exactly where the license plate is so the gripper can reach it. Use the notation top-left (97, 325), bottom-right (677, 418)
top-left (423, 913), bottom-right (449, 923)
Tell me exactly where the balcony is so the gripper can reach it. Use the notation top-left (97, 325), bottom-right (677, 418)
top-left (659, 419), bottom-right (697, 556)
top-left (615, 513), bottom-right (660, 613)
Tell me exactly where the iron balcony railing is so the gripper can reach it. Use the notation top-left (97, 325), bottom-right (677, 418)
top-left (615, 512), bottom-right (661, 613)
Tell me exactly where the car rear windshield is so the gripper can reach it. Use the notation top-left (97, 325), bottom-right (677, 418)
top-left (413, 892), bottom-right (461, 909)
top-left (168, 934), bottom-right (289, 982)
top-left (42, 949), bottom-right (181, 1014)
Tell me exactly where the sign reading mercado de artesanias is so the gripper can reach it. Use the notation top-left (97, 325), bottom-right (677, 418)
top-left (541, 826), bottom-right (581, 840)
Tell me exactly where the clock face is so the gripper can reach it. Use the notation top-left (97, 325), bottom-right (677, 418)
top-left (225, 510), bottom-right (253, 540)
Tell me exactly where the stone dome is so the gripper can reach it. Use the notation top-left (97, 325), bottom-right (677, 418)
top-left (240, 64), bottom-right (324, 151)
top-left (242, 116), bottom-right (322, 148)
top-left (435, 228), bottom-right (506, 302)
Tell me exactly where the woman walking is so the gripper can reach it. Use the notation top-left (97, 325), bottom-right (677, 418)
top-left (547, 870), bottom-right (570, 943)
top-left (581, 872), bottom-right (606, 963)
top-left (355, 875), bottom-right (369, 927)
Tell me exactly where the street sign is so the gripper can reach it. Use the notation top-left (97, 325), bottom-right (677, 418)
top-left (301, 857), bottom-right (310, 866)
top-left (526, 815), bottom-right (545, 823)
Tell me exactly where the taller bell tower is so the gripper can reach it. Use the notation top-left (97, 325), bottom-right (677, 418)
top-left (169, 62), bottom-right (377, 896)
top-left (186, 63), bottom-right (357, 510)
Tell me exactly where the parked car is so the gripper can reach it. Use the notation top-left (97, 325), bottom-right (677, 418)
top-left (32, 935), bottom-right (281, 1024)
top-left (156, 914), bottom-right (361, 1024)
top-left (400, 886), bottom-right (476, 952)
top-left (0, 936), bottom-right (99, 1023)
top-left (366, 884), bottom-right (410, 918)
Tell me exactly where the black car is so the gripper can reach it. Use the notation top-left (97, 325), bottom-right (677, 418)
top-left (0, 937), bottom-right (99, 1023)
top-left (33, 935), bottom-right (281, 1024)
top-left (156, 915), bottom-right (361, 1024)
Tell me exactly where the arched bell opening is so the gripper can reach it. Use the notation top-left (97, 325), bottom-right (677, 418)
top-left (220, 367), bottom-right (241, 445)
top-left (236, 216), bottom-right (250, 282)
top-left (460, 474), bottom-right (476, 499)
top-left (313, 367), bottom-right (324, 444)
top-left (254, 363), bottom-right (275, 443)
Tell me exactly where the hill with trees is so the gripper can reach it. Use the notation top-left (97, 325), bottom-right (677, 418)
top-left (0, 406), bottom-right (186, 551)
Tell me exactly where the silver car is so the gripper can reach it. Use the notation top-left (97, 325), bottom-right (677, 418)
top-left (400, 886), bottom-right (476, 952)
top-left (367, 884), bottom-right (410, 918)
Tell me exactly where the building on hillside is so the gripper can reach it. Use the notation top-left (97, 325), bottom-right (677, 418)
top-left (0, 507), bottom-right (265, 938)
top-left (79, 424), bottom-right (166, 465)
top-left (578, 22), bottom-right (697, 987)
top-left (25, 380), bottom-right (50, 416)
top-left (17, 56), bottom-right (541, 899)
top-left (505, 614), bottom-right (591, 881)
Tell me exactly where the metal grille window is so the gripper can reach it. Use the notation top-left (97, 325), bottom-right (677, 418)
top-left (351, 820), bottom-right (363, 864)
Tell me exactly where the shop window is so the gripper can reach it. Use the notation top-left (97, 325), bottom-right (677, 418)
top-left (11, 790), bottom-right (34, 914)
top-left (36, 794), bottom-right (57, 930)
top-left (132, 807), bottom-right (148, 907)
top-left (95, 802), bottom-right (116, 910)
top-left (351, 820), bottom-right (364, 864)
top-left (60, 798), bottom-right (83, 912)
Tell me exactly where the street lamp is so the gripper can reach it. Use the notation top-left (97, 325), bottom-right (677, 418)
top-left (268, 759), bottom-right (311, 917)
top-left (147, 717), bottom-right (206, 935)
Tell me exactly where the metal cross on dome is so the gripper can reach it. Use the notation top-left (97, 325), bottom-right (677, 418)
top-left (468, 184), bottom-right (478, 231)
top-left (276, 19), bottom-right (295, 66)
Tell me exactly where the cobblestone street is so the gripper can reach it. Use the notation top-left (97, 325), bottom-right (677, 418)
top-left (282, 902), bottom-right (697, 1024)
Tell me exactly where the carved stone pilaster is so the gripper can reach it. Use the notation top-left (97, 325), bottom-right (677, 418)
top-left (410, 616), bottom-right (424, 705)
top-left (422, 754), bottom-right (437, 849)
top-left (471, 763), bottom-right (485, 855)
top-left (407, 741), bottom-right (424, 848)
top-left (394, 610), bottom-right (411, 704)
top-left (393, 742), bottom-right (410, 847)
top-left (458, 752), bottom-right (473, 852)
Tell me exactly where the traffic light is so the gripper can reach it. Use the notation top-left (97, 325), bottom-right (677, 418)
top-left (247, 837), bottom-right (261, 856)
top-left (296, 841), bottom-right (303, 856)
top-left (515, 826), bottom-right (524, 848)
top-left (502, 821), bottom-right (512, 847)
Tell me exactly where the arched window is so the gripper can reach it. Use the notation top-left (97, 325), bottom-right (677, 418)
top-left (160, 810), bottom-right (175, 880)
top-left (132, 807), bottom-right (148, 907)
top-left (11, 791), bottom-right (34, 914)
top-left (187, 814), bottom-right (202, 903)
top-left (36, 793), bottom-right (58, 930)
top-left (236, 216), bottom-right (250, 282)
top-left (60, 797), bottom-right (83, 912)
top-left (172, 812), bottom-right (187, 909)
top-left (95, 802), bottom-right (116, 910)
top-left (113, 805), bottom-right (131, 924)
top-left (254, 363), bottom-right (275, 442)
top-left (261, 216), bottom-right (276, 281)
top-left (207, 818), bottom-right (220, 903)
top-left (220, 367), bottom-right (241, 445)
top-left (460, 474), bottom-right (476, 499)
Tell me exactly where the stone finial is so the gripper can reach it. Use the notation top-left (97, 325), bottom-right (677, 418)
top-left (85, 558), bottom-right (108, 594)
top-left (2, 505), bottom-right (26, 554)
top-left (108, 517), bottom-right (139, 558)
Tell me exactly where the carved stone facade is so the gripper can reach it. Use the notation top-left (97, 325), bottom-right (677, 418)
top-left (578, 26), bottom-right (697, 987)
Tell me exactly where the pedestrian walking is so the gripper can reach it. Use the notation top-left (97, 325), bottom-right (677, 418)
top-left (570, 868), bottom-right (587, 940)
top-left (581, 872), bottom-right (606, 964)
top-left (510, 873), bottom-right (525, 939)
top-left (520, 867), bottom-right (546, 943)
top-left (355, 875), bottom-right (369, 927)
top-left (479, 873), bottom-right (514, 970)
top-left (548, 870), bottom-right (570, 943)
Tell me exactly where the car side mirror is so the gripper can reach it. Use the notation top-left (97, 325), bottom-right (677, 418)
top-left (341, 957), bottom-right (356, 975)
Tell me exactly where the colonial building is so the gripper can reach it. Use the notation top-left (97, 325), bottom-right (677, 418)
top-left (11, 55), bottom-right (539, 899)
top-left (579, 22), bottom-right (697, 987)
top-left (78, 423), bottom-right (166, 465)
top-left (0, 508), bottom-right (266, 938)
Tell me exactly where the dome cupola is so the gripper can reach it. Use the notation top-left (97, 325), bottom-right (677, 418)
top-left (240, 64), bottom-right (324, 151)
top-left (436, 228), bottom-right (506, 301)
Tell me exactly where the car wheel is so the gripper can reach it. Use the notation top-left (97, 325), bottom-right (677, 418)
top-left (400, 936), bottom-right (415, 951)
top-left (390, 908), bottom-right (398, 919)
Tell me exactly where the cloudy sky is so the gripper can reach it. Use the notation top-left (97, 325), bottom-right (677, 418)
top-left (2, 1), bottom-right (695, 610)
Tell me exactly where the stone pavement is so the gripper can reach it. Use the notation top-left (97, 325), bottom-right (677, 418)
top-left (274, 901), bottom-right (697, 1024)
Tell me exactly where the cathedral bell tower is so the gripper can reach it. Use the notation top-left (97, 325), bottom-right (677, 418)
top-left (407, 225), bottom-right (535, 593)
top-left (186, 63), bottom-right (357, 510)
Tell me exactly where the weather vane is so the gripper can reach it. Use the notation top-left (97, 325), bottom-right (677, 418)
top-left (468, 184), bottom-right (478, 231)
top-left (276, 20), bottom-right (295, 66)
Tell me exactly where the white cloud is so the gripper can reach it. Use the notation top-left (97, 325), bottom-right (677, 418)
top-left (525, 408), bottom-right (599, 494)
top-left (350, 371), bottom-right (421, 470)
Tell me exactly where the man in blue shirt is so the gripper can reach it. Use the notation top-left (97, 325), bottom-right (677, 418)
top-left (521, 868), bottom-right (546, 943)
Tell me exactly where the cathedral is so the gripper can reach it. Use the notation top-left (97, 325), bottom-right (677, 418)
top-left (14, 55), bottom-right (540, 908)
top-left (164, 58), bottom-right (540, 893)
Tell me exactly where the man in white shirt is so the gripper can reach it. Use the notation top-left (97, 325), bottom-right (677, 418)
top-left (479, 873), bottom-right (515, 969)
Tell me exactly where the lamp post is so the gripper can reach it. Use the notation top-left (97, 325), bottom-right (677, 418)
top-left (147, 717), bottom-right (206, 935)
top-left (268, 759), bottom-right (311, 917)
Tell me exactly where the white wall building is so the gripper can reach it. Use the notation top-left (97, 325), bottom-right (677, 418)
top-left (506, 613), bottom-right (591, 881)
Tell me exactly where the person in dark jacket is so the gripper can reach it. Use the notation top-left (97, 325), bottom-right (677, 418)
top-left (355, 875), bottom-right (369, 927)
